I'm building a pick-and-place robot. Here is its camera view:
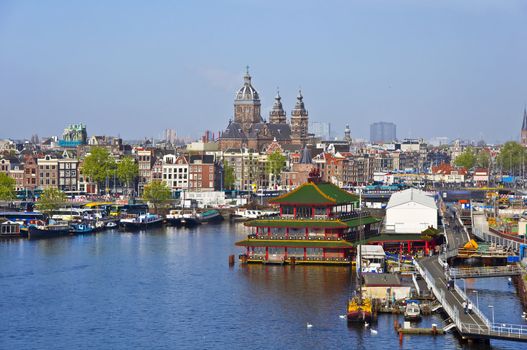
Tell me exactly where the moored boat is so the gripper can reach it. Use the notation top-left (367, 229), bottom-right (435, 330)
top-left (70, 223), bottom-right (95, 234)
top-left (165, 209), bottom-right (183, 226)
top-left (120, 213), bottom-right (164, 231)
top-left (347, 295), bottom-right (373, 323)
top-left (28, 222), bottom-right (70, 239)
top-left (197, 209), bottom-right (224, 224)
top-left (404, 302), bottom-right (421, 322)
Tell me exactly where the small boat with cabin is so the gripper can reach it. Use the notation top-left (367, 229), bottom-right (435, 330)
top-left (404, 302), bottom-right (421, 322)
top-left (70, 223), bottom-right (95, 234)
top-left (120, 213), bottom-right (164, 231)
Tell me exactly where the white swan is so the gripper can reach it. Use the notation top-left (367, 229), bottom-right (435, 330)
top-left (364, 322), bottom-right (369, 328)
top-left (306, 323), bottom-right (313, 328)
top-left (371, 329), bottom-right (378, 335)
top-left (339, 315), bottom-right (346, 319)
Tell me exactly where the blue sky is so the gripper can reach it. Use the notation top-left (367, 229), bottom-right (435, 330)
top-left (0, 0), bottom-right (526, 143)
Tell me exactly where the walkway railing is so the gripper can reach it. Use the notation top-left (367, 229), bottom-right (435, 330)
top-left (460, 323), bottom-right (527, 339)
top-left (453, 281), bottom-right (491, 328)
top-left (449, 265), bottom-right (522, 279)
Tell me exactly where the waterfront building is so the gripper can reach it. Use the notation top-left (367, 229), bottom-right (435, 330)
top-left (223, 148), bottom-right (268, 191)
top-left (136, 148), bottom-right (155, 195)
top-left (58, 151), bottom-right (79, 194)
top-left (22, 155), bottom-right (39, 191)
top-left (236, 173), bottom-right (381, 264)
top-left (385, 188), bottom-right (437, 234)
top-left (162, 154), bottom-right (188, 192)
top-left (431, 163), bottom-right (467, 184)
top-left (370, 122), bottom-right (396, 144)
top-left (188, 155), bottom-right (220, 192)
top-left (37, 154), bottom-right (59, 190)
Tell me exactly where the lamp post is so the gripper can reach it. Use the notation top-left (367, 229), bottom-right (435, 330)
top-left (488, 305), bottom-right (495, 325)
top-left (473, 290), bottom-right (479, 309)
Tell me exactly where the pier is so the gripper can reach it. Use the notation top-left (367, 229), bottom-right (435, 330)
top-left (416, 256), bottom-right (527, 342)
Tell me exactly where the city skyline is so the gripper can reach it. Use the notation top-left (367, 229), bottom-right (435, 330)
top-left (0, 0), bottom-right (526, 143)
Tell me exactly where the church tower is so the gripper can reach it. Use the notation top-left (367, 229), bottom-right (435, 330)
top-left (522, 107), bottom-right (527, 146)
top-left (344, 124), bottom-right (352, 143)
top-left (234, 67), bottom-right (262, 134)
top-left (269, 90), bottom-right (286, 124)
top-left (290, 90), bottom-right (309, 145)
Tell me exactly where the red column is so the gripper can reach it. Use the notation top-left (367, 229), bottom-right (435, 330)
top-left (323, 248), bottom-right (326, 259)
top-left (407, 241), bottom-right (411, 253)
top-left (268, 227), bottom-right (271, 238)
top-left (305, 227), bottom-right (308, 239)
top-left (312, 206), bottom-right (315, 218)
top-left (280, 206), bottom-right (283, 216)
top-left (286, 227), bottom-right (289, 239)
top-left (326, 206), bottom-right (331, 217)
top-left (293, 207), bottom-right (297, 218)
top-left (285, 247), bottom-right (288, 259)
top-left (304, 247), bottom-right (307, 259)
top-left (425, 241), bottom-right (429, 255)
top-left (265, 247), bottom-right (269, 260)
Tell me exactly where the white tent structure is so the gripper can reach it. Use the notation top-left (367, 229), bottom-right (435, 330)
top-left (385, 188), bottom-right (437, 234)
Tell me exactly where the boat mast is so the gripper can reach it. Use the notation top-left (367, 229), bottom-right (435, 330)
top-left (357, 187), bottom-right (363, 301)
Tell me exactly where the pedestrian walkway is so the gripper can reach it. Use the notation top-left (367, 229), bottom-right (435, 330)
top-left (416, 256), bottom-right (527, 342)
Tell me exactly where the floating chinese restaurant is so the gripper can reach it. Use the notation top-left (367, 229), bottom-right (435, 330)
top-left (236, 177), bottom-right (381, 265)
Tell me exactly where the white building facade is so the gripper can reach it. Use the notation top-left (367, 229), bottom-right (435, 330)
top-left (385, 188), bottom-right (438, 234)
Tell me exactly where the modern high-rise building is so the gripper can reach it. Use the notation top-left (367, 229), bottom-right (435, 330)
top-left (370, 122), bottom-right (396, 144)
top-left (310, 121), bottom-right (331, 140)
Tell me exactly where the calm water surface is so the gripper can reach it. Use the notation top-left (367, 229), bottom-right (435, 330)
top-left (0, 223), bottom-right (525, 349)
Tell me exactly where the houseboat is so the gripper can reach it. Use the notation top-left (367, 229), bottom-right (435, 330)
top-left (120, 213), bottom-right (164, 231)
top-left (236, 172), bottom-right (381, 265)
top-left (0, 220), bottom-right (22, 238)
top-left (28, 221), bottom-right (70, 239)
top-left (197, 210), bottom-right (224, 224)
top-left (404, 302), bottom-right (422, 321)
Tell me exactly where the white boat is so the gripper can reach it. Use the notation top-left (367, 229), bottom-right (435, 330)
top-left (231, 208), bottom-right (279, 221)
top-left (120, 213), bottom-right (164, 230)
top-left (404, 302), bottom-right (421, 321)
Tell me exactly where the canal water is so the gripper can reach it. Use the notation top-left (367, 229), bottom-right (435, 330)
top-left (0, 223), bottom-right (524, 349)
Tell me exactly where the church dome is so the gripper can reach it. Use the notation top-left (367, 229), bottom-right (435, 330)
top-left (235, 68), bottom-right (260, 101)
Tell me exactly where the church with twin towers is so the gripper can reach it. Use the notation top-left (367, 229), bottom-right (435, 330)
top-left (219, 68), bottom-right (309, 151)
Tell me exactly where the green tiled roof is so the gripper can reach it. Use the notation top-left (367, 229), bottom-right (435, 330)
top-left (270, 182), bottom-right (359, 205)
top-left (235, 239), bottom-right (354, 249)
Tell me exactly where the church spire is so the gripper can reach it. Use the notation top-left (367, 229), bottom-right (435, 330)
top-left (269, 87), bottom-right (286, 124)
top-left (523, 106), bottom-right (527, 131)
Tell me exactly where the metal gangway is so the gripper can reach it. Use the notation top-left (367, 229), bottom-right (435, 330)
top-left (449, 265), bottom-right (523, 279)
top-left (415, 256), bottom-right (527, 343)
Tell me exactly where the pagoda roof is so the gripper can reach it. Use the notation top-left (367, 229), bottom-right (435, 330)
top-left (270, 181), bottom-right (359, 205)
top-left (244, 216), bottom-right (381, 229)
top-left (235, 238), bottom-right (354, 249)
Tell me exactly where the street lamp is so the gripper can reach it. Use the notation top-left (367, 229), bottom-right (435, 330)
top-left (473, 290), bottom-right (479, 309)
top-left (488, 305), bottom-right (495, 325)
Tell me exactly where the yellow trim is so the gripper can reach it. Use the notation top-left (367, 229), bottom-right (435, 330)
top-left (271, 182), bottom-right (336, 204)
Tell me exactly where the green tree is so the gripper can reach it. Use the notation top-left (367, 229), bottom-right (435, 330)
top-left (266, 150), bottom-right (286, 187)
top-left (37, 188), bottom-right (66, 215)
top-left (0, 173), bottom-right (16, 200)
top-left (81, 147), bottom-right (116, 193)
top-left (223, 161), bottom-right (235, 190)
top-left (497, 141), bottom-right (527, 175)
top-left (142, 180), bottom-right (171, 213)
top-left (476, 150), bottom-right (491, 168)
top-left (454, 147), bottom-right (476, 169)
top-left (117, 156), bottom-right (139, 194)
